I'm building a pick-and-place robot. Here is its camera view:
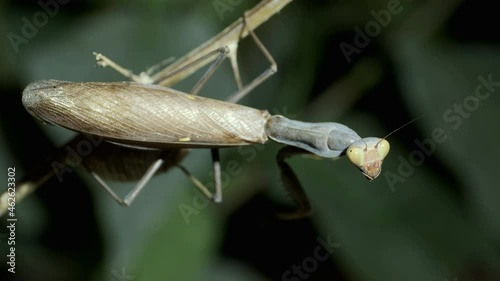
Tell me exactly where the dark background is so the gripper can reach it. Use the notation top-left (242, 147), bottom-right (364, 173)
top-left (1, 0), bottom-right (499, 280)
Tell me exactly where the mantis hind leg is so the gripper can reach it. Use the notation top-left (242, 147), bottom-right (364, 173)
top-left (177, 148), bottom-right (223, 203)
top-left (276, 146), bottom-right (313, 220)
top-left (90, 157), bottom-right (166, 207)
top-left (93, 46), bottom-right (230, 87)
top-left (226, 13), bottom-right (277, 103)
top-left (87, 148), bottom-right (187, 207)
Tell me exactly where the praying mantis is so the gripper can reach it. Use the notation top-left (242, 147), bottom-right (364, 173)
top-left (1, 0), bottom-right (390, 219)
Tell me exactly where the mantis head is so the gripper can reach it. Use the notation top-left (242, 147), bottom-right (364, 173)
top-left (346, 137), bottom-right (390, 180)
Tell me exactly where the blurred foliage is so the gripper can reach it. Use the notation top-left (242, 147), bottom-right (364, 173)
top-left (1, 0), bottom-right (499, 280)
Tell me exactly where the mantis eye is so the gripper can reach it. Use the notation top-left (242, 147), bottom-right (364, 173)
top-left (346, 145), bottom-right (365, 166)
top-left (376, 139), bottom-right (390, 160)
top-left (346, 138), bottom-right (390, 167)
top-left (346, 138), bottom-right (390, 180)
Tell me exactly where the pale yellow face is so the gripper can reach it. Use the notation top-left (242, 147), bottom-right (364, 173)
top-left (346, 138), bottom-right (390, 180)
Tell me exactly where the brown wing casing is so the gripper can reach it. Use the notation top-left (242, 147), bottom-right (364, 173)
top-left (23, 80), bottom-right (270, 148)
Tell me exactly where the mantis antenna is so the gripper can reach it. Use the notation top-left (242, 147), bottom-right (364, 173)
top-left (376, 113), bottom-right (427, 146)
